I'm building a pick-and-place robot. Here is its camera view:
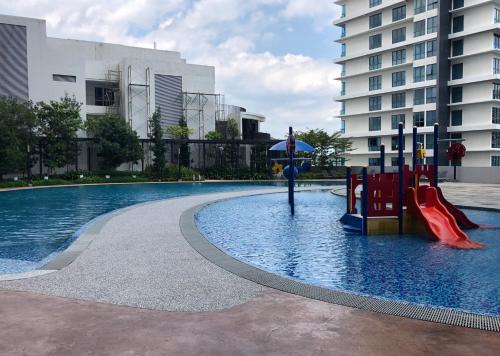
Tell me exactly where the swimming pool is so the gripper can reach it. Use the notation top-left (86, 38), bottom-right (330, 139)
top-left (196, 191), bottom-right (500, 317)
top-left (0, 181), bottom-right (335, 274)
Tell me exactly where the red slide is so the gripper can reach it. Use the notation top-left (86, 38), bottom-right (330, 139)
top-left (436, 187), bottom-right (480, 229)
top-left (407, 187), bottom-right (484, 249)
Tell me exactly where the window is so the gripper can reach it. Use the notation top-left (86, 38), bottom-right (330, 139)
top-left (392, 71), bottom-right (406, 87)
top-left (494, 83), bottom-right (500, 99)
top-left (452, 39), bottom-right (464, 56)
top-left (392, 27), bottom-right (406, 44)
top-left (414, 66), bottom-right (425, 82)
top-left (493, 132), bottom-right (500, 148)
top-left (340, 63), bottom-right (346, 76)
top-left (426, 64), bottom-right (437, 80)
top-left (391, 114), bottom-right (405, 129)
top-left (369, 75), bottom-right (382, 90)
top-left (369, 13), bottom-right (382, 28)
top-left (414, 43), bottom-right (425, 60)
top-left (368, 137), bottom-right (381, 151)
top-left (453, 16), bottom-right (464, 33)
top-left (392, 5), bottom-right (406, 22)
top-left (392, 49), bottom-right (406, 65)
top-left (426, 134), bottom-right (434, 149)
top-left (493, 107), bottom-right (500, 124)
top-left (369, 55), bottom-right (382, 70)
top-left (426, 110), bottom-right (436, 126)
top-left (414, 88), bottom-right (425, 105)
top-left (427, 0), bottom-right (438, 10)
top-left (451, 86), bottom-right (463, 103)
top-left (369, 116), bottom-right (382, 131)
top-left (340, 102), bottom-right (345, 115)
top-left (369, 96), bottom-right (382, 111)
top-left (451, 110), bottom-right (462, 126)
top-left (414, 0), bottom-right (426, 14)
top-left (495, 34), bottom-right (500, 50)
top-left (369, 34), bottom-right (382, 49)
top-left (392, 92), bottom-right (406, 108)
top-left (450, 132), bottom-right (462, 140)
top-left (453, 0), bottom-right (464, 9)
top-left (492, 156), bottom-right (500, 166)
top-left (370, 0), bottom-right (382, 8)
top-left (495, 9), bottom-right (500, 24)
top-left (426, 87), bottom-right (437, 103)
top-left (427, 16), bottom-right (438, 34)
top-left (94, 87), bottom-right (115, 106)
top-left (341, 119), bottom-right (346, 133)
top-left (341, 4), bottom-right (346, 18)
top-left (391, 136), bottom-right (405, 151)
top-left (341, 43), bottom-right (346, 57)
top-left (414, 20), bottom-right (425, 37)
top-left (52, 74), bottom-right (76, 82)
top-left (413, 112), bottom-right (425, 127)
top-left (391, 157), bottom-right (400, 166)
top-left (340, 25), bottom-right (346, 38)
top-left (340, 81), bottom-right (346, 96)
top-left (494, 58), bottom-right (500, 74)
top-left (452, 63), bottom-right (463, 80)
top-left (369, 158), bottom-right (381, 166)
top-left (427, 40), bottom-right (436, 57)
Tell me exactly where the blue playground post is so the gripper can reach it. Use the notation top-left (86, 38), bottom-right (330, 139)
top-left (380, 144), bottom-right (385, 174)
top-left (398, 122), bottom-right (404, 235)
top-left (361, 167), bottom-right (368, 236)
top-left (346, 167), bottom-right (352, 214)
top-left (412, 126), bottom-right (417, 170)
top-left (288, 126), bottom-right (295, 215)
top-left (433, 123), bottom-right (439, 188)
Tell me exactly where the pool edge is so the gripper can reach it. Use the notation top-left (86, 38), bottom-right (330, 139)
top-left (180, 196), bottom-right (500, 332)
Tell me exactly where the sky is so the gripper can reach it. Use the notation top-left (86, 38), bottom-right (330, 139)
top-left (0, 0), bottom-right (342, 139)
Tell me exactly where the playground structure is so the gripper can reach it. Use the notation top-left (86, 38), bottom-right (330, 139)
top-left (340, 123), bottom-right (484, 249)
top-left (269, 127), bottom-right (314, 215)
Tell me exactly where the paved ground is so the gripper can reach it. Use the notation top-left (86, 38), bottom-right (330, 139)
top-left (331, 182), bottom-right (500, 210)
top-left (0, 184), bottom-right (499, 355)
top-left (1, 290), bottom-right (499, 356)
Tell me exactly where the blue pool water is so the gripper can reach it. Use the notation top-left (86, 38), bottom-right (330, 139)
top-left (196, 191), bottom-right (500, 316)
top-left (0, 181), bottom-right (334, 274)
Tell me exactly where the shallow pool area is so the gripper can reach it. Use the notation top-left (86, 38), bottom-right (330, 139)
top-left (196, 191), bottom-right (500, 317)
top-left (0, 181), bottom-right (335, 274)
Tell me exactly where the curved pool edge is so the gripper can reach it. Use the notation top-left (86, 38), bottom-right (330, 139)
top-left (180, 195), bottom-right (500, 332)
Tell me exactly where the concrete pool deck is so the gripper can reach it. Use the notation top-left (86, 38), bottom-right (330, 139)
top-left (0, 184), bottom-right (499, 355)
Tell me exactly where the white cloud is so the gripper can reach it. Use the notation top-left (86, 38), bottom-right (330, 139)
top-left (0, 0), bottom-right (341, 137)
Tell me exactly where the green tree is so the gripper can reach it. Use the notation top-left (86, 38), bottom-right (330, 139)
top-left (295, 129), bottom-right (352, 169)
top-left (0, 97), bottom-right (37, 179)
top-left (86, 114), bottom-right (143, 170)
top-left (35, 96), bottom-right (82, 174)
top-left (166, 117), bottom-right (192, 167)
top-left (226, 118), bottom-right (240, 140)
top-left (148, 110), bottom-right (166, 176)
top-left (205, 130), bottom-right (223, 140)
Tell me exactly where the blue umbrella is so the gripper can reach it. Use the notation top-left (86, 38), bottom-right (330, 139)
top-left (269, 140), bottom-right (315, 152)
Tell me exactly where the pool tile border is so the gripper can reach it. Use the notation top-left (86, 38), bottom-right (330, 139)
top-left (180, 201), bottom-right (500, 332)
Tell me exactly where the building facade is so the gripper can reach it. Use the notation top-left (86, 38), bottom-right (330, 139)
top-left (335, 0), bottom-right (500, 167)
top-left (0, 14), bottom-right (268, 173)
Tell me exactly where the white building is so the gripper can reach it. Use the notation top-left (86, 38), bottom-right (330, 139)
top-left (334, 0), bottom-right (500, 168)
top-left (0, 14), bottom-right (268, 172)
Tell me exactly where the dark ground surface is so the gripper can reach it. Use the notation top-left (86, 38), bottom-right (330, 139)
top-left (1, 289), bottom-right (499, 356)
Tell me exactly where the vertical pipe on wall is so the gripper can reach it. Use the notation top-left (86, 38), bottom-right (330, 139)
top-left (398, 122), bottom-right (404, 235)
